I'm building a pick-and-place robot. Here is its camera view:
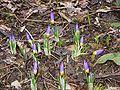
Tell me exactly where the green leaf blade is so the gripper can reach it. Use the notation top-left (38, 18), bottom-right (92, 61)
top-left (96, 53), bottom-right (120, 65)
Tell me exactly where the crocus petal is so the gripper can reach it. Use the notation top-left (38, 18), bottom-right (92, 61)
top-left (26, 32), bottom-right (33, 45)
top-left (60, 61), bottom-right (64, 76)
top-left (32, 61), bottom-right (38, 75)
top-left (50, 11), bottom-right (54, 24)
top-left (50, 12), bottom-right (54, 19)
top-left (9, 35), bottom-right (12, 40)
top-left (11, 35), bottom-right (15, 41)
top-left (9, 34), bottom-right (15, 41)
top-left (32, 43), bottom-right (37, 53)
top-left (50, 11), bottom-right (54, 21)
top-left (84, 60), bottom-right (89, 73)
top-left (93, 49), bottom-right (104, 55)
top-left (80, 36), bottom-right (84, 47)
top-left (26, 32), bottom-right (31, 41)
top-left (46, 25), bottom-right (51, 37)
top-left (76, 23), bottom-right (79, 32)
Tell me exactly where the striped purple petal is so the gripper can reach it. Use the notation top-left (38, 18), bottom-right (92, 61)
top-left (26, 32), bottom-right (31, 41)
top-left (60, 61), bottom-right (64, 76)
top-left (46, 25), bottom-right (51, 36)
top-left (9, 34), bottom-right (15, 41)
top-left (93, 49), bottom-right (104, 55)
top-left (80, 36), bottom-right (84, 46)
top-left (32, 43), bottom-right (37, 53)
top-left (50, 11), bottom-right (54, 24)
top-left (84, 60), bottom-right (89, 73)
top-left (32, 61), bottom-right (38, 75)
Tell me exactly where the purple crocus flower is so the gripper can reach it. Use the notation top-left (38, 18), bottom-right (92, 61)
top-left (9, 34), bottom-right (15, 41)
top-left (32, 61), bottom-right (38, 76)
top-left (80, 36), bottom-right (84, 47)
top-left (45, 25), bottom-right (51, 37)
top-left (50, 11), bottom-right (54, 24)
top-left (25, 32), bottom-right (33, 45)
top-left (93, 49), bottom-right (104, 55)
top-left (11, 35), bottom-right (15, 41)
top-left (60, 61), bottom-right (64, 76)
top-left (26, 32), bottom-right (31, 41)
top-left (32, 43), bottom-right (37, 54)
top-left (9, 35), bottom-right (12, 40)
top-left (76, 23), bottom-right (79, 32)
top-left (84, 60), bottom-right (89, 73)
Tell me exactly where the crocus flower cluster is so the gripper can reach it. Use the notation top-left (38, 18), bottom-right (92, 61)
top-left (50, 11), bottom-right (54, 24)
top-left (93, 49), bottom-right (104, 55)
top-left (60, 61), bottom-right (64, 76)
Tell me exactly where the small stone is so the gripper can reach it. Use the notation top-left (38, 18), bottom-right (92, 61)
top-left (11, 80), bottom-right (21, 89)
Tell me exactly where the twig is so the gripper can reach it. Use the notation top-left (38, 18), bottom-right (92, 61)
top-left (95, 72), bottom-right (120, 79)
top-left (24, 19), bottom-right (67, 24)
top-left (58, 11), bottom-right (72, 23)
top-left (44, 80), bottom-right (49, 90)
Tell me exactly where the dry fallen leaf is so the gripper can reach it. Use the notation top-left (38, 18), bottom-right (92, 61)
top-left (66, 44), bottom-right (74, 51)
top-left (106, 87), bottom-right (120, 90)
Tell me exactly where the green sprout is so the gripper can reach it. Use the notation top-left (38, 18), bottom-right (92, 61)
top-left (8, 35), bottom-right (17, 54)
top-left (44, 25), bottom-right (51, 56)
top-left (115, 0), bottom-right (120, 6)
top-left (19, 47), bottom-right (27, 60)
top-left (93, 85), bottom-right (105, 90)
top-left (83, 60), bottom-right (104, 90)
top-left (95, 35), bottom-right (99, 44)
top-left (30, 61), bottom-right (38, 90)
top-left (59, 61), bottom-right (66, 90)
top-left (72, 23), bottom-right (87, 59)
top-left (53, 26), bottom-right (60, 42)
top-left (37, 43), bottom-right (42, 53)
top-left (50, 11), bottom-right (64, 47)
top-left (83, 60), bottom-right (94, 90)
top-left (87, 12), bottom-right (91, 25)
top-left (106, 34), bottom-right (110, 45)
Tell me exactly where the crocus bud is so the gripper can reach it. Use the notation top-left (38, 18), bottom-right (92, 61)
top-left (32, 61), bottom-right (38, 76)
top-left (88, 73), bottom-right (95, 83)
top-left (84, 60), bottom-right (89, 73)
top-left (60, 61), bottom-right (64, 76)
top-left (45, 25), bottom-right (51, 37)
top-left (50, 11), bottom-right (54, 24)
top-left (8, 34), bottom-right (16, 54)
top-left (93, 49), bottom-right (104, 55)
top-left (26, 32), bottom-right (30, 40)
top-left (80, 36), bottom-right (84, 47)
top-left (9, 35), bottom-right (12, 40)
top-left (32, 43), bottom-right (37, 54)
top-left (26, 32), bottom-right (32, 44)
top-left (76, 23), bottom-right (79, 32)
top-left (9, 34), bottom-right (15, 41)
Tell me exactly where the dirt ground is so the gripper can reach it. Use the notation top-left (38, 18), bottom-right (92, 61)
top-left (0, 0), bottom-right (120, 90)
